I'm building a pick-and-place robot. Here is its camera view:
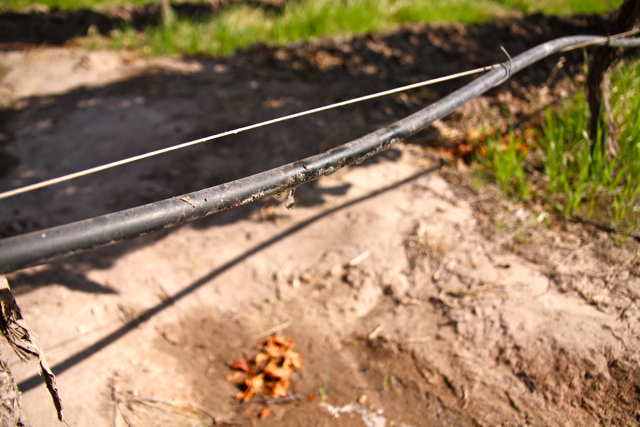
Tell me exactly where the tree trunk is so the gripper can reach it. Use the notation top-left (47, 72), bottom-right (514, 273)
top-left (160, 0), bottom-right (172, 23)
top-left (587, 0), bottom-right (640, 160)
top-left (0, 350), bottom-right (29, 427)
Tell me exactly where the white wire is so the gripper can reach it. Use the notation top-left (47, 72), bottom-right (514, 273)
top-left (0, 64), bottom-right (502, 200)
top-left (3, 29), bottom-right (640, 201)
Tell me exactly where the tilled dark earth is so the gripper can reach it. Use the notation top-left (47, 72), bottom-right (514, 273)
top-left (1, 9), bottom-right (639, 427)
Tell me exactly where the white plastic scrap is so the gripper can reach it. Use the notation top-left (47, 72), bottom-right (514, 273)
top-left (320, 401), bottom-right (386, 427)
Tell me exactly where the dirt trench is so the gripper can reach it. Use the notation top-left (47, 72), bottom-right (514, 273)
top-left (0, 13), bottom-right (639, 427)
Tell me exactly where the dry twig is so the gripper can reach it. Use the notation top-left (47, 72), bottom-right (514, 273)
top-left (0, 275), bottom-right (68, 425)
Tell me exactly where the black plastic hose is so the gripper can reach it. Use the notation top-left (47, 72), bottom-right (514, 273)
top-left (1, 35), bottom-right (638, 274)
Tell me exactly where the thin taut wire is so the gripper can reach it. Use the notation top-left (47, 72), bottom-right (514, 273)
top-left (0, 64), bottom-right (501, 200)
top-left (3, 28), bottom-right (639, 201)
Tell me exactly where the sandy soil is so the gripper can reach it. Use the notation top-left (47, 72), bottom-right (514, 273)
top-left (0, 13), bottom-right (639, 427)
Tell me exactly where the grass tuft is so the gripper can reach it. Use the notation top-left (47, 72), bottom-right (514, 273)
top-left (478, 57), bottom-right (640, 239)
top-left (479, 131), bottom-right (531, 201)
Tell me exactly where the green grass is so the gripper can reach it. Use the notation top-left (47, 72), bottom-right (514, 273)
top-left (495, 0), bottom-right (622, 15)
top-left (1, 0), bottom-right (158, 11)
top-left (318, 371), bottom-right (329, 400)
top-left (2, 0), bottom-right (624, 56)
top-left (2, 0), bottom-right (622, 15)
top-left (478, 58), bottom-right (640, 238)
top-left (98, 0), bottom-right (513, 57)
top-left (480, 131), bottom-right (531, 201)
top-left (100, 0), bottom-right (622, 57)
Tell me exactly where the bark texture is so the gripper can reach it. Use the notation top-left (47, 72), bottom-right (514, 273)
top-left (0, 350), bottom-right (29, 427)
top-left (587, 0), bottom-right (640, 159)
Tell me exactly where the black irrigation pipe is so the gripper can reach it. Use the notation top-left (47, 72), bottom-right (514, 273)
top-left (1, 35), bottom-right (639, 274)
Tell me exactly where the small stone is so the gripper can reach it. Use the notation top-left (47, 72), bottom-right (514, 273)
top-left (300, 273), bottom-right (312, 283)
top-left (329, 265), bottom-right (343, 277)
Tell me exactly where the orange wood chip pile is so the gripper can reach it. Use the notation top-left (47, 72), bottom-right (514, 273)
top-left (226, 334), bottom-right (303, 402)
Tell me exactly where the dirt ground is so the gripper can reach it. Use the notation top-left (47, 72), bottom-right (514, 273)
top-left (1, 12), bottom-right (639, 427)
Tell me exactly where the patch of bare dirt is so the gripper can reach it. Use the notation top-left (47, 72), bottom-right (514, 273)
top-left (0, 13), bottom-right (639, 427)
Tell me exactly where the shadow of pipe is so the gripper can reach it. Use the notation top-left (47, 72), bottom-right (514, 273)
top-left (17, 161), bottom-right (442, 393)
